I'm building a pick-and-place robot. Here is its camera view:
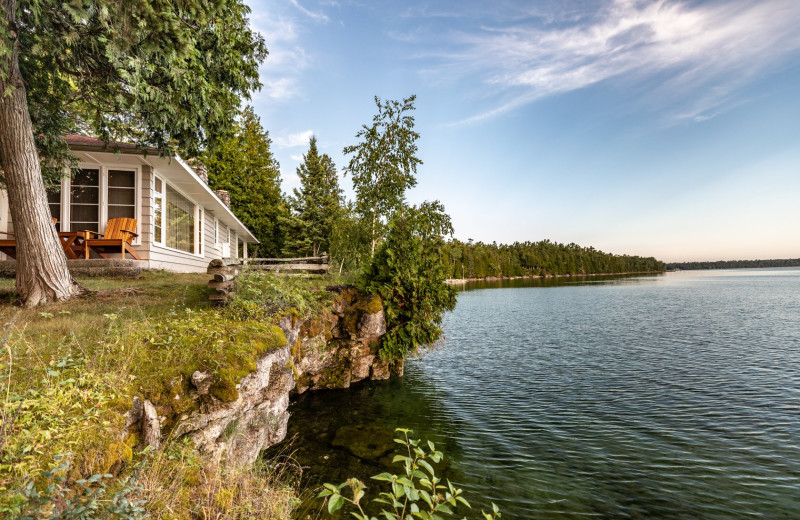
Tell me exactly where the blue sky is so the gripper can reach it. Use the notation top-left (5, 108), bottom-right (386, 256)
top-left (245, 0), bottom-right (800, 262)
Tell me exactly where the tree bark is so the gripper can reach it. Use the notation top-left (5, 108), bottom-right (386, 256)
top-left (0, 0), bottom-right (82, 306)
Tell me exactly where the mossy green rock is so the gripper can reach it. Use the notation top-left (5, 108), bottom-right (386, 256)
top-left (331, 424), bottom-right (396, 460)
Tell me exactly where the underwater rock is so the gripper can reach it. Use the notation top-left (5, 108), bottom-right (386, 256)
top-left (331, 424), bottom-right (397, 460)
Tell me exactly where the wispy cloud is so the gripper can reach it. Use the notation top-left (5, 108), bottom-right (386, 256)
top-left (435, 0), bottom-right (800, 125)
top-left (290, 0), bottom-right (330, 22)
top-left (275, 130), bottom-right (314, 148)
top-left (250, 7), bottom-right (313, 103)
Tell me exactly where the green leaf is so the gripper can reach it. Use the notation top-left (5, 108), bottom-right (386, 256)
top-left (328, 493), bottom-right (345, 514)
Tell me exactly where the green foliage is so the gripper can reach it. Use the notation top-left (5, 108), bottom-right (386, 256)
top-left (319, 429), bottom-right (500, 520)
top-left (0, 351), bottom-right (126, 487)
top-left (202, 107), bottom-right (287, 257)
top-left (4, 454), bottom-right (148, 519)
top-left (329, 201), bottom-right (372, 275)
top-left (8, 0), bottom-right (266, 178)
top-left (441, 239), bottom-right (665, 279)
top-left (226, 270), bottom-right (324, 321)
top-left (282, 136), bottom-right (343, 257)
top-left (140, 308), bottom-right (286, 404)
top-left (344, 95), bottom-right (422, 256)
top-left (361, 201), bottom-right (457, 361)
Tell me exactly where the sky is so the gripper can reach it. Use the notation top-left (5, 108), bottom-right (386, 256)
top-left (244, 0), bottom-right (800, 263)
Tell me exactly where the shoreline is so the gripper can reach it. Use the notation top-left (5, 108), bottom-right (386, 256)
top-left (445, 271), bottom-right (664, 284)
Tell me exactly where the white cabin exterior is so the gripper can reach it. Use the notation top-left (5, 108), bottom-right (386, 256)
top-left (0, 136), bottom-right (258, 272)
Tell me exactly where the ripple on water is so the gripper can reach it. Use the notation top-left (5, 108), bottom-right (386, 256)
top-left (279, 270), bottom-right (800, 519)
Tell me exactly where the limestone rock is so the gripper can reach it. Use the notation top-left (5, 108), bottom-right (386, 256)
top-left (358, 310), bottom-right (386, 338)
top-left (191, 370), bottom-right (213, 395)
top-left (142, 399), bottom-right (161, 449)
top-left (331, 424), bottom-right (396, 460)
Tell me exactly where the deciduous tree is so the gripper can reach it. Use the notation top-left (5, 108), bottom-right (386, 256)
top-left (343, 95), bottom-right (421, 257)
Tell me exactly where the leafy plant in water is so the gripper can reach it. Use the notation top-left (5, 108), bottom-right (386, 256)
top-left (319, 429), bottom-right (500, 520)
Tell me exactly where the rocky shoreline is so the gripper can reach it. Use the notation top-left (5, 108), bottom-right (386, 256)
top-left (122, 286), bottom-right (395, 468)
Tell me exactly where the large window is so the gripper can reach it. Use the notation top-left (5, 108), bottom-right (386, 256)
top-left (166, 185), bottom-right (195, 254)
top-left (70, 168), bottom-right (99, 232)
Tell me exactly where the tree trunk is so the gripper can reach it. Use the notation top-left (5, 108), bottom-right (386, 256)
top-left (0, 0), bottom-right (82, 306)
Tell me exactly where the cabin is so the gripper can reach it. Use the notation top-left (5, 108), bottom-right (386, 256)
top-left (0, 135), bottom-right (258, 273)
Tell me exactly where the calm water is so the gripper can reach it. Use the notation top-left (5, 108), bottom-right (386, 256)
top-left (279, 269), bottom-right (800, 519)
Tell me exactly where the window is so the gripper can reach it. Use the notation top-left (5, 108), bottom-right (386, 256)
top-left (166, 185), bottom-right (195, 254)
top-left (108, 170), bottom-right (136, 219)
top-left (153, 178), bottom-right (163, 244)
top-left (213, 217), bottom-right (218, 244)
top-left (70, 168), bottom-right (99, 232)
top-left (47, 188), bottom-right (61, 231)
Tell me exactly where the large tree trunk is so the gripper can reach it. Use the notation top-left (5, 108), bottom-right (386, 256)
top-left (0, 0), bottom-right (82, 306)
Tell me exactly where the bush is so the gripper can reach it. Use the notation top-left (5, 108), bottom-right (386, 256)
top-left (226, 270), bottom-right (322, 321)
top-left (360, 202), bottom-right (457, 361)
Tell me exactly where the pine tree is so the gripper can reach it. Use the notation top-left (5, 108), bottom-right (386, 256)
top-left (283, 136), bottom-right (342, 257)
top-left (203, 107), bottom-right (286, 257)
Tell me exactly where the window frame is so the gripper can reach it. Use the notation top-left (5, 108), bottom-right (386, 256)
top-left (54, 163), bottom-right (141, 244)
top-left (152, 174), bottom-right (204, 258)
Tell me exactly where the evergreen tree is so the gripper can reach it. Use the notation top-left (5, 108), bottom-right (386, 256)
top-left (202, 107), bottom-right (286, 257)
top-left (282, 136), bottom-right (342, 257)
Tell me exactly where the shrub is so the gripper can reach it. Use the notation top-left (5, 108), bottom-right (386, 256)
top-left (360, 202), bottom-right (457, 361)
top-left (227, 270), bottom-right (322, 321)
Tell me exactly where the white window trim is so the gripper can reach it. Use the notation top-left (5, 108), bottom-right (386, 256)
top-left (152, 174), bottom-right (165, 247)
top-left (152, 175), bottom-right (204, 259)
top-left (62, 163), bottom-right (142, 246)
top-left (196, 207), bottom-right (203, 256)
top-left (213, 217), bottom-right (219, 246)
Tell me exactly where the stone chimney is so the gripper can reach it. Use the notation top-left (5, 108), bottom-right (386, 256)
top-left (187, 158), bottom-right (209, 184)
top-left (215, 189), bottom-right (231, 208)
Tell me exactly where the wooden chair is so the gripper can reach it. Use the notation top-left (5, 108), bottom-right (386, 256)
top-left (0, 218), bottom-right (60, 259)
top-left (83, 218), bottom-right (141, 260)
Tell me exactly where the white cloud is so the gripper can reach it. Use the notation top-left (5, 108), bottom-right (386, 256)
top-left (290, 154), bottom-right (304, 161)
top-left (249, 8), bottom-right (312, 103)
top-left (275, 130), bottom-right (314, 148)
top-left (290, 0), bottom-right (329, 23)
top-left (437, 0), bottom-right (800, 125)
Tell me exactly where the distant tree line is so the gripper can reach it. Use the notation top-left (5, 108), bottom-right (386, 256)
top-left (441, 240), bottom-right (665, 279)
top-left (666, 259), bottom-right (800, 270)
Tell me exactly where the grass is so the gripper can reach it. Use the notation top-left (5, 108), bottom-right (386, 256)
top-left (0, 269), bottom-right (348, 519)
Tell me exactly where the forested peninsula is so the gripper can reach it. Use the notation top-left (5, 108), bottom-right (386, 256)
top-left (441, 240), bottom-right (665, 279)
top-left (666, 259), bottom-right (800, 270)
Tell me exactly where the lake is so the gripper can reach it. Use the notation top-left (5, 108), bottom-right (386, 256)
top-left (278, 269), bottom-right (800, 519)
